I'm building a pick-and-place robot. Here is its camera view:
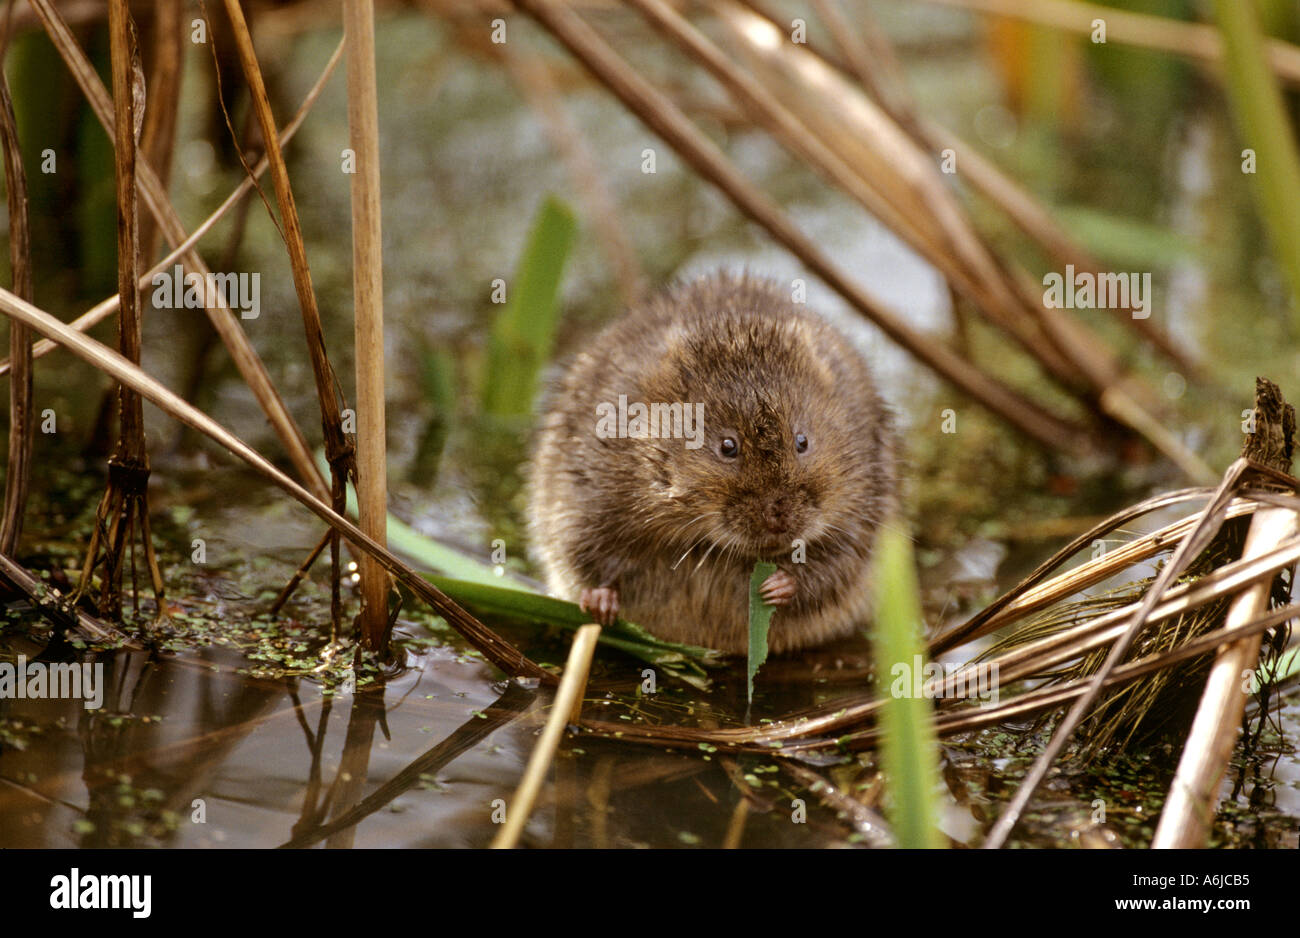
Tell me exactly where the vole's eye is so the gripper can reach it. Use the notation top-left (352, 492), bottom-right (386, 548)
top-left (795, 432), bottom-right (809, 454)
top-left (720, 437), bottom-right (740, 458)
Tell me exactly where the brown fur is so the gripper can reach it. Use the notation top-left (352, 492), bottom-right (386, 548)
top-left (527, 271), bottom-right (898, 655)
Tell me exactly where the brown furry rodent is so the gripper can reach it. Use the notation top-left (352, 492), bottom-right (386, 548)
top-left (527, 271), bottom-right (898, 655)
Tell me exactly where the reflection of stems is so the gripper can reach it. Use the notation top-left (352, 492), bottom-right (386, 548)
top-left (286, 686), bottom-right (334, 841)
top-left (278, 681), bottom-right (536, 848)
top-left (323, 688), bottom-right (384, 849)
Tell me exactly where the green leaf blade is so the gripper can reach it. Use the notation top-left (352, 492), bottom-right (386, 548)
top-left (871, 528), bottom-right (944, 849)
top-left (747, 561), bottom-right (777, 704)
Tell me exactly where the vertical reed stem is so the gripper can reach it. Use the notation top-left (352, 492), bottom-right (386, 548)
top-left (343, 0), bottom-right (390, 649)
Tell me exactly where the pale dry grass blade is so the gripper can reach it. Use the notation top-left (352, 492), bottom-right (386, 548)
top-left (491, 624), bottom-right (601, 849)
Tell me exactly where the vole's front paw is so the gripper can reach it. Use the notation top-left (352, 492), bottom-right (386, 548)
top-left (579, 586), bottom-right (620, 625)
top-left (759, 568), bottom-right (797, 606)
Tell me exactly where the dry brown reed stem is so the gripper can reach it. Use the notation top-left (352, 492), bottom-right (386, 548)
top-left (27, 0), bottom-right (330, 504)
top-left (268, 527), bottom-right (332, 616)
top-left (0, 37), bottom-right (344, 377)
top-left (0, 285), bottom-right (553, 683)
top-left (708, 0), bottom-right (1094, 389)
top-left (5, 0), bottom-right (104, 32)
top-left (108, 0), bottom-right (143, 466)
top-left (1154, 380), bottom-right (1297, 847)
top-left (633, 0), bottom-right (1086, 393)
top-left (75, 0), bottom-right (168, 620)
top-left (920, 0), bottom-right (1300, 89)
top-left (220, 0), bottom-right (359, 638)
top-left (721, 798), bottom-right (749, 848)
top-left (514, 0), bottom-right (1083, 453)
top-left (960, 497), bottom-right (1264, 639)
top-left (930, 487), bottom-right (1219, 654)
top-left (491, 624), bottom-right (601, 849)
top-left (137, 0), bottom-right (183, 264)
top-left (0, 55), bottom-right (33, 555)
top-left (740, 0), bottom-right (1200, 377)
top-left (343, 0), bottom-right (390, 648)
top-left (806, 0), bottom-right (909, 124)
top-left (807, 0), bottom-right (914, 124)
top-left (982, 457), bottom-right (1251, 848)
top-left (861, 601), bottom-right (1300, 751)
top-left (708, 0), bottom-right (1211, 482)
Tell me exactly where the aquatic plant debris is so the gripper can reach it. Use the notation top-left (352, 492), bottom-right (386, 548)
top-left (748, 561), bottom-right (777, 704)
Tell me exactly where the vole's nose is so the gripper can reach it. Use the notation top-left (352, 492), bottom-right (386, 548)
top-left (763, 494), bottom-right (791, 533)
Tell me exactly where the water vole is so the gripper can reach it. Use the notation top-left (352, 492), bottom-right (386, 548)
top-left (527, 271), bottom-right (898, 655)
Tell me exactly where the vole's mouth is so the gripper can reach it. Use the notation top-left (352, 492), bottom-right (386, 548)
top-left (755, 530), bottom-right (799, 555)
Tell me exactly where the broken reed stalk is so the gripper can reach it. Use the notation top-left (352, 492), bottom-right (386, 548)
top-left (0, 61), bottom-right (33, 555)
top-left (343, 0), bottom-right (390, 649)
top-left (1154, 380), bottom-right (1297, 847)
top-left (943, 494), bottom-right (1262, 648)
top-left (512, 0), bottom-right (1083, 454)
top-left (0, 284), bottom-right (552, 683)
top-left (221, 0), bottom-right (359, 641)
top-left (918, 0), bottom-right (1300, 90)
top-left (491, 624), bottom-right (601, 849)
top-left (76, 0), bottom-right (168, 620)
top-left (980, 458), bottom-right (1250, 848)
top-left (0, 552), bottom-right (131, 646)
top-left (929, 487), bottom-right (1218, 654)
top-left (27, 0), bottom-right (330, 505)
top-left (0, 36), bottom-right (344, 378)
top-left (739, 0), bottom-right (1200, 377)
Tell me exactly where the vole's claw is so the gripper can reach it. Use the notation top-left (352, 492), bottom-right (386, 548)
top-left (580, 586), bottom-right (620, 625)
top-left (759, 569), bottom-right (796, 606)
